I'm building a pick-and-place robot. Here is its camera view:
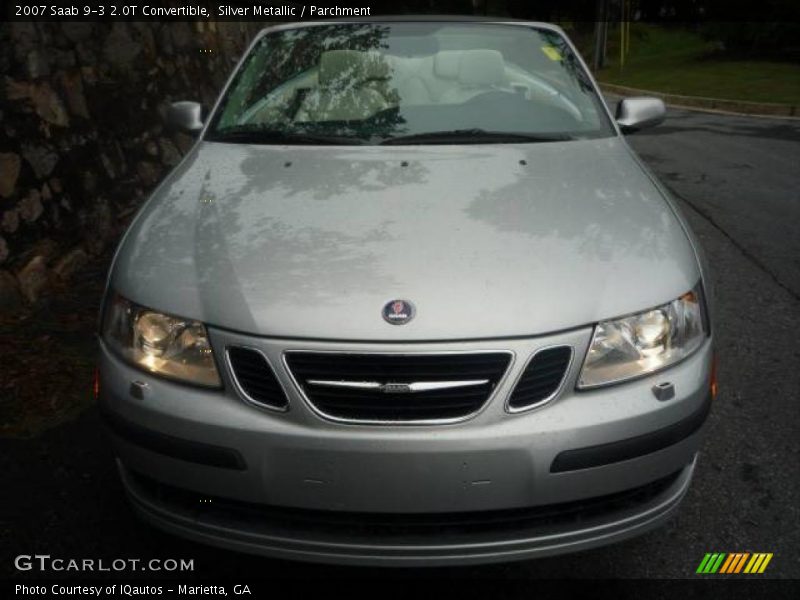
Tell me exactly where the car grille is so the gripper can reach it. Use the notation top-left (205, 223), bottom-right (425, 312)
top-left (227, 347), bottom-right (289, 410)
top-left (508, 346), bottom-right (573, 411)
top-left (284, 352), bottom-right (513, 423)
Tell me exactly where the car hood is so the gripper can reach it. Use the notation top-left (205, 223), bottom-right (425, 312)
top-left (112, 138), bottom-right (699, 341)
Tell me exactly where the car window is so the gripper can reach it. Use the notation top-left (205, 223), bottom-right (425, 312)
top-left (207, 23), bottom-right (614, 144)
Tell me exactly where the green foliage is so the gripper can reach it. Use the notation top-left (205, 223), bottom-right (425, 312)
top-left (700, 22), bottom-right (800, 59)
top-left (598, 24), bottom-right (800, 104)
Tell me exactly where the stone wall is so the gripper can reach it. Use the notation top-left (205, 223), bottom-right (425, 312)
top-left (0, 21), bottom-right (263, 310)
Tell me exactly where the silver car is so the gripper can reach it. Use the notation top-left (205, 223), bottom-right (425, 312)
top-left (98, 18), bottom-right (715, 566)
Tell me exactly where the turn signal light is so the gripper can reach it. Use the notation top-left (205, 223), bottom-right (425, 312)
top-left (710, 354), bottom-right (718, 400)
top-left (93, 367), bottom-right (100, 400)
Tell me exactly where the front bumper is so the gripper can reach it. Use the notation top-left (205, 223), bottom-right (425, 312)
top-left (119, 456), bottom-right (695, 566)
top-left (99, 326), bottom-right (713, 565)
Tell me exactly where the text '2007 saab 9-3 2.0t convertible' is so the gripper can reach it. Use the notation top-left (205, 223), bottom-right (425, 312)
top-left (97, 17), bottom-right (715, 566)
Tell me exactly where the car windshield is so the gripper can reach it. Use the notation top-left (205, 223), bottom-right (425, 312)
top-left (206, 22), bottom-right (615, 144)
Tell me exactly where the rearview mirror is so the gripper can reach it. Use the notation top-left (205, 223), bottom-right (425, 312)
top-left (615, 97), bottom-right (666, 133)
top-left (167, 101), bottom-right (204, 134)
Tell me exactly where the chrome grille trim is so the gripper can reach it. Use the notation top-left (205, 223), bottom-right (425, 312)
top-left (306, 379), bottom-right (491, 393)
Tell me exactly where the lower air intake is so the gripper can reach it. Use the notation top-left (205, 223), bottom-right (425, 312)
top-left (508, 346), bottom-right (572, 411)
top-left (227, 347), bottom-right (289, 410)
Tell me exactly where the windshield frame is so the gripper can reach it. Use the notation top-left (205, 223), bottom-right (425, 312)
top-left (202, 20), bottom-right (620, 145)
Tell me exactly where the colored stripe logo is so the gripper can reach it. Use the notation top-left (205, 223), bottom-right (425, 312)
top-left (696, 553), bottom-right (773, 574)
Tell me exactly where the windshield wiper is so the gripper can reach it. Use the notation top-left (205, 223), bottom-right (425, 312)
top-left (379, 129), bottom-right (574, 145)
top-left (205, 128), bottom-right (366, 145)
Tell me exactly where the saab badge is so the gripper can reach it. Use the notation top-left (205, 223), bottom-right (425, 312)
top-left (382, 299), bottom-right (415, 325)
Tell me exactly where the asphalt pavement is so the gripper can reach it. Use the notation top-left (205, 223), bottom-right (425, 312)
top-left (1, 103), bottom-right (799, 581)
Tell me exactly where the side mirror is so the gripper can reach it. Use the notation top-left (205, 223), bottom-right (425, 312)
top-left (167, 101), bottom-right (204, 134)
top-left (615, 97), bottom-right (665, 133)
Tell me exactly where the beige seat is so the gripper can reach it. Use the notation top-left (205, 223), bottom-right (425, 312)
top-left (426, 50), bottom-right (463, 101)
top-left (295, 50), bottom-right (396, 122)
top-left (390, 57), bottom-right (433, 105)
top-left (433, 50), bottom-right (463, 80)
top-left (438, 50), bottom-right (508, 104)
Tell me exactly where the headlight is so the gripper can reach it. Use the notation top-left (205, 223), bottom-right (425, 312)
top-left (102, 294), bottom-right (221, 387)
top-left (578, 285), bottom-right (707, 388)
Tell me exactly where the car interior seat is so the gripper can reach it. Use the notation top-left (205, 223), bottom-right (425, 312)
top-left (438, 49), bottom-right (509, 104)
top-left (295, 50), bottom-right (397, 122)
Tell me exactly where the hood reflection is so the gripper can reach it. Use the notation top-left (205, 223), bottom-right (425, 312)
top-left (113, 138), bottom-right (698, 340)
